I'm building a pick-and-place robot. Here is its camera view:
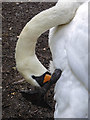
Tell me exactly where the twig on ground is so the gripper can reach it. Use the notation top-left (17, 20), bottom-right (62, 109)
top-left (12, 79), bottom-right (25, 85)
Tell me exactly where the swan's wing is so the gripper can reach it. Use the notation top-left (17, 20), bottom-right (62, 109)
top-left (66, 1), bottom-right (88, 89)
top-left (48, 2), bottom-right (88, 118)
top-left (49, 2), bottom-right (88, 118)
top-left (49, 2), bottom-right (88, 90)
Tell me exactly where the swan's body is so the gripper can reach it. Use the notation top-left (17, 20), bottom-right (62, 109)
top-left (49, 2), bottom-right (88, 118)
top-left (15, 0), bottom-right (89, 118)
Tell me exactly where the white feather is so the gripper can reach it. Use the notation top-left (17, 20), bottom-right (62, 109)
top-left (49, 1), bottom-right (88, 118)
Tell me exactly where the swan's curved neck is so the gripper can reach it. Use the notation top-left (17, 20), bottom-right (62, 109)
top-left (15, 1), bottom-right (80, 86)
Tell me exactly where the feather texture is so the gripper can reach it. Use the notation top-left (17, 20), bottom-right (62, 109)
top-left (49, 1), bottom-right (88, 118)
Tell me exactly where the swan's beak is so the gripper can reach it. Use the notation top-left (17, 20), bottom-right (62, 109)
top-left (31, 71), bottom-right (51, 87)
top-left (20, 69), bottom-right (62, 109)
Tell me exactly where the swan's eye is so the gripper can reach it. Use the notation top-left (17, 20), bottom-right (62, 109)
top-left (32, 75), bottom-right (36, 79)
top-left (43, 74), bottom-right (51, 83)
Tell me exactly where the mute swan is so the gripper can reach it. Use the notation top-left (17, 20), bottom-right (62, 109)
top-left (15, 0), bottom-right (89, 118)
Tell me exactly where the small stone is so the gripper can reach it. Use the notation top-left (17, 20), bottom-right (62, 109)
top-left (9, 27), bottom-right (12, 30)
top-left (43, 48), bottom-right (46, 51)
top-left (16, 3), bottom-right (19, 5)
top-left (11, 92), bottom-right (16, 95)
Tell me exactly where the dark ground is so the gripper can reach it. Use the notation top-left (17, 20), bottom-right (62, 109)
top-left (2, 2), bottom-right (56, 119)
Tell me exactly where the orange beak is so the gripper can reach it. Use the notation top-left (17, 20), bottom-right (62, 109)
top-left (43, 74), bottom-right (51, 83)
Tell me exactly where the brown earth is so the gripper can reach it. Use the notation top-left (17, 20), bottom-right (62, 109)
top-left (2, 2), bottom-right (56, 119)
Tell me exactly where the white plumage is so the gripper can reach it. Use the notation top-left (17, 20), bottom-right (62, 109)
top-left (49, 2), bottom-right (88, 117)
top-left (15, 0), bottom-right (89, 118)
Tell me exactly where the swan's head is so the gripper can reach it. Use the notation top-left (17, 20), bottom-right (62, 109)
top-left (31, 71), bottom-right (51, 87)
top-left (15, 49), bottom-right (51, 87)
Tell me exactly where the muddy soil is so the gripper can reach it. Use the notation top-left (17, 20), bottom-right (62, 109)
top-left (2, 2), bottom-right (56, 119)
